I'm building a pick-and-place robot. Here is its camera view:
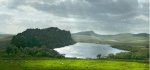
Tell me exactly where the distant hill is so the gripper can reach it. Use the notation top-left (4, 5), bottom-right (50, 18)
top-left (11, 27), bottom-right (76, 49)
top-left (0, 34), bottom-right (13, 49)
top-left (133, 33), bottom-right (149, 37)
top-left (73, 31), bottom-right (98, 36)
top-left (72, 31), bottom-right (149, 46)
top-left (0, 34), bottom-right (13, 40)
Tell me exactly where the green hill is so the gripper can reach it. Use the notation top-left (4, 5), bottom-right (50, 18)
top-left (0, 27), bottom-right (76, 58)
top-left (11, 27), bottom-right (76, 49)
top-left (72, 31), bottom-right (149, 47)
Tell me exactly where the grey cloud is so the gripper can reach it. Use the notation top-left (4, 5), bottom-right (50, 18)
top-left (0, 14), bottom-right (12, 21)
top-left (4, 0), bottom-right (143, 20)
top-left (27, 0), bottom-right (141, 24)
top-left (0, 0), bottom-right (149, 34)
top-left (86, 0), bottom-right (138, 14)
top-left (0, 14), bottom-right (12, 25)
top-left (138, 2), bottom-right (149, 17)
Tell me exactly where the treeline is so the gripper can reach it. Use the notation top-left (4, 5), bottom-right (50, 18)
top-left (5, 45), bottom-right (64, 58)
top-left (5, 27), bottom-right (76, 58)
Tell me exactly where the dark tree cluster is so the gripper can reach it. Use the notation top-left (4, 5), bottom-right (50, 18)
top-left (11, 27), bottom-right (76, 49)
top-left (6, 45), bottom-right (64, 58)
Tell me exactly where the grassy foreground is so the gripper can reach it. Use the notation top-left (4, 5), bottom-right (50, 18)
top-left (0, 59), bottom-right (148, 70)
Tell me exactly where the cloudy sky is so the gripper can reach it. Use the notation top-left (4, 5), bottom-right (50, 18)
top-left (0, 0), bottom-right (149, 34)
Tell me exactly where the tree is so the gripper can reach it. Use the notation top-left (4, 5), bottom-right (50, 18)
top-left (97, 54), bottom-right (101, 59)
top-left (108, 54), bottom-right (115, 59)
top-left (6, 45), bottom-right (19, 55)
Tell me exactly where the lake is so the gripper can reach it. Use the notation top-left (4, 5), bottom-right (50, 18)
top-left (54, 43), bottom-right (126, 59)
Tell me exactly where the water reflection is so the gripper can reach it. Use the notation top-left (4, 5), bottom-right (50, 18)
top-left (54, 43), bottom-right (126, 59)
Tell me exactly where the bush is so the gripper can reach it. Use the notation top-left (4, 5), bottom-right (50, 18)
top-left (110, 44), bottom-right (149, 60)
top-left (108, 50), bottom-right (149, 60)
top-left (5, 45), bottom-right (64, 58)
top-left (6, 45), bottom-right (20, 55)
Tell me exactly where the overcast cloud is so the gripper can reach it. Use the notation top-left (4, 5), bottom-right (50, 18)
top-left (0, 0), bottom-right (149, 34)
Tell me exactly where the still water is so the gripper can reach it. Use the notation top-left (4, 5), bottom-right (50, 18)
top-left (54, 43), bottom-right (126, 59)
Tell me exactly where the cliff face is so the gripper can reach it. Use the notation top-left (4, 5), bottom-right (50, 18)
top-left (11, 27), bottom-right (76, 49)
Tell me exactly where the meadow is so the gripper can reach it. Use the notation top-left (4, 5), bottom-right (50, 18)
top-left (0, 59), bottom-right (149, 70)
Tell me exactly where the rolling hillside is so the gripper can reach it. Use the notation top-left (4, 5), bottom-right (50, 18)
top-left (72, 31), bottom-right (149, 47)
top-left (0, 31), bottom-right (149, 49)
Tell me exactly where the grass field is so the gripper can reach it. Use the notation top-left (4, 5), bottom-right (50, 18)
top-left (0, 59), bottom-right (148, 70)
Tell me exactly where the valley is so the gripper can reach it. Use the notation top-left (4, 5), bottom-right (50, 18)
top-left (0, 30), bottom-right (149, 70)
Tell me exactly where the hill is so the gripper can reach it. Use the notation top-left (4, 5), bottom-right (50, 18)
top-left (0, 34), bottom-right (13, 40)
top-left (73, 31), bottom-right (98, 36)
top-left (72, 31), bottom-right (149, 47)
top-left (0, 31), bottom-right (149, 48)
top-left (0, 34), bottom-right (13, 49)
top-left (11, 27), bottom-right (76, 49)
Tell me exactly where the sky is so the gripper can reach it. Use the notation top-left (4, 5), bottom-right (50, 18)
top-left (0, 0), bottom-right (149, 35)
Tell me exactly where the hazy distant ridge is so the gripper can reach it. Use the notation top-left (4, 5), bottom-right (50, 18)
top-left (72, 31), bottom-right (149, 45)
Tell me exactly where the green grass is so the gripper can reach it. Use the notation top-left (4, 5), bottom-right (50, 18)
top-left (0, 59), bottom-right (148, 70)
